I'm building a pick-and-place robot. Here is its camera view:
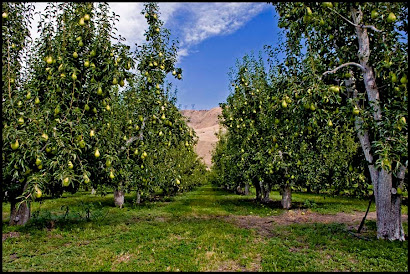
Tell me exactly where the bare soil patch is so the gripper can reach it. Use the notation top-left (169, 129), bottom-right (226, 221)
top-left (180, 107), bottom-right (224, 168)
top-left (181, 107), bottom-right (222, 130)
top-left (222, 209), bottom-right (408, 237)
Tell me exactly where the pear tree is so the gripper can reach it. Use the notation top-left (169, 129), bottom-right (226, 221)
top-left (273, 2), bottom-right (407, 240)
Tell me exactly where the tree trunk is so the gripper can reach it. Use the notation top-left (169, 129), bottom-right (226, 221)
top-left (236, 185), bottom-right (244, 195)
top-left (9, 199), bottom-right (30, 226)
top-left (352, 90), bottom-right (404, 240)
top-left (374, 169), bottom-right (405, 240)
top-left (136, 191), bottom-right (141, 204)
top-left (244, 182), bottom-right (250, 195)
top-left (259, 181), bottom-right (266, 201)
top-left (281, 185), bottom-right (292, 209)
top-left (351, 79), bottom-right (404, 240)
top-left (91, 188), bottom-right (96, 195)
top-left (349, 7), bottom-right (405, 241)
top-left (114, 189), bottom-right (125, 208)
top-left (261, 183), bottom-right (271, 202)
top-left (351, 7), bottom-right (381, 121)
top-left (9, 182), bottom-right (31, 226)
top-left (253, 177), bottom-right (262, 201)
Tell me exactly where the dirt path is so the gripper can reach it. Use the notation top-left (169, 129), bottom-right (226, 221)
top-left (170, 184), bottom-right (408, 239)
top-left (223, 209), bottom-right (408, 237)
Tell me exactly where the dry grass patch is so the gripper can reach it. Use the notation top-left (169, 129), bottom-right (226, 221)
top-left (2, 231), bottom-right (20, 242)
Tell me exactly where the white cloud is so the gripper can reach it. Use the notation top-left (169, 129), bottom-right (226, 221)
top-left (109, 2), bottom-right (268, 61)
top-left (109, 2), bottom-right (146, 49)
top-left (158, 2), bottom-right (183, 23)
top-left (185, 3), bottom-right (267, 41)
top-left (166, 2), bottom-right (268, 61)
top-left (29, 2), bottom-right (268, 61)
top-left (109, 2), bottom-right (182, 50)
top-left (30, 3), bottom-right (50, 41)
top-left (177, 48), bottom-right (189, 59)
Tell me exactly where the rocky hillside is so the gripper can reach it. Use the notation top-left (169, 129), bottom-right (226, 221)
top-left (180, 107), bottom-right (224, 168)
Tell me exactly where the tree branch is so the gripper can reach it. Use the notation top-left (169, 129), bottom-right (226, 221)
top-left (360, 24), bottom-right (383, 33)
top-left (344, 76), bottom-right (374, 165)
top-left (120, 119), bottom-right (145, 152)
top-left (328, 7), bottom-right (382, 33)
top-left (323, 62), bottom-right (366, 76)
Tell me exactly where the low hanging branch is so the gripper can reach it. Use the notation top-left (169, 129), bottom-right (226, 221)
top-left (323, 62), bottom-right (366, 76)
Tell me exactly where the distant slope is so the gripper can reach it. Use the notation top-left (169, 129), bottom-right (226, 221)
top-left (180, 107), bottom-right (224, 168)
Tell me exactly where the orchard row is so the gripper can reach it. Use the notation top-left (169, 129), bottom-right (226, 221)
top-left (2, 2), bottom-right (206, 226)
top-left (211, 2), bottom-right (407, 241)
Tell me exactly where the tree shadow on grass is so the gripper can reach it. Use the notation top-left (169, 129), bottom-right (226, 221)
top-left (5, 205), bottom-right (155, 234)
top-left (215, 196), bottom-right (324, 212)
top-left (3, 190), bottom-right (185, 235)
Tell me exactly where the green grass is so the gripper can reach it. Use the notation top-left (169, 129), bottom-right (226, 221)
top-left (262, 222), bottom-right (408, 272)
top-left (2, 184), bottom-right (408, 272)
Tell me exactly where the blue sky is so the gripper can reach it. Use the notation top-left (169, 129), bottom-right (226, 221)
top-left (31, 2), bottom-right (281, 110)
top-left (108, 2), bottom-right (281, 110)
top-left (166, 4), bottom-right (281, 110)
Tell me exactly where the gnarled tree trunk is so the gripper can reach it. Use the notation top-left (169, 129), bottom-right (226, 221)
top-left (259, 181), bottom-right (265, 201)
top-left (348, 75), bottom-right (405, 241)
top-left (349, 7), bottom-right (405, 241)
top-left (375, 169), bottom-right (405, 240)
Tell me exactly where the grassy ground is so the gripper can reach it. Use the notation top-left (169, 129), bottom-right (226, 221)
top-left (2, 184), bottom-right (408, 272)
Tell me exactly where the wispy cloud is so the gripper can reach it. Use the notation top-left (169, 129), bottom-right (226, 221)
top-left (110, 2), bottom-right (182, 50)
top-left (177, 48), bottom-right (190, 59)
top-left (176, 3), bottom-right (267, 47)
top-left (110, 2), bottom-right (268, 62)
top-left (165, 3), bottom-right (268, 62)
top-left (30, 3), bottom-right (268, 62)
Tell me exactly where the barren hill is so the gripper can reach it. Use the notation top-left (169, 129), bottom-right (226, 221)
top-left (180, 107), bottom-right (224, 168)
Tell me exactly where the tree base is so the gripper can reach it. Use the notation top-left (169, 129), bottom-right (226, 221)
top-left (114, 190), bottom-right (125, 208)
top-left (281, 185), bottom-right (292, 209)
top-left (9, 200), bottom-right (30, 226)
